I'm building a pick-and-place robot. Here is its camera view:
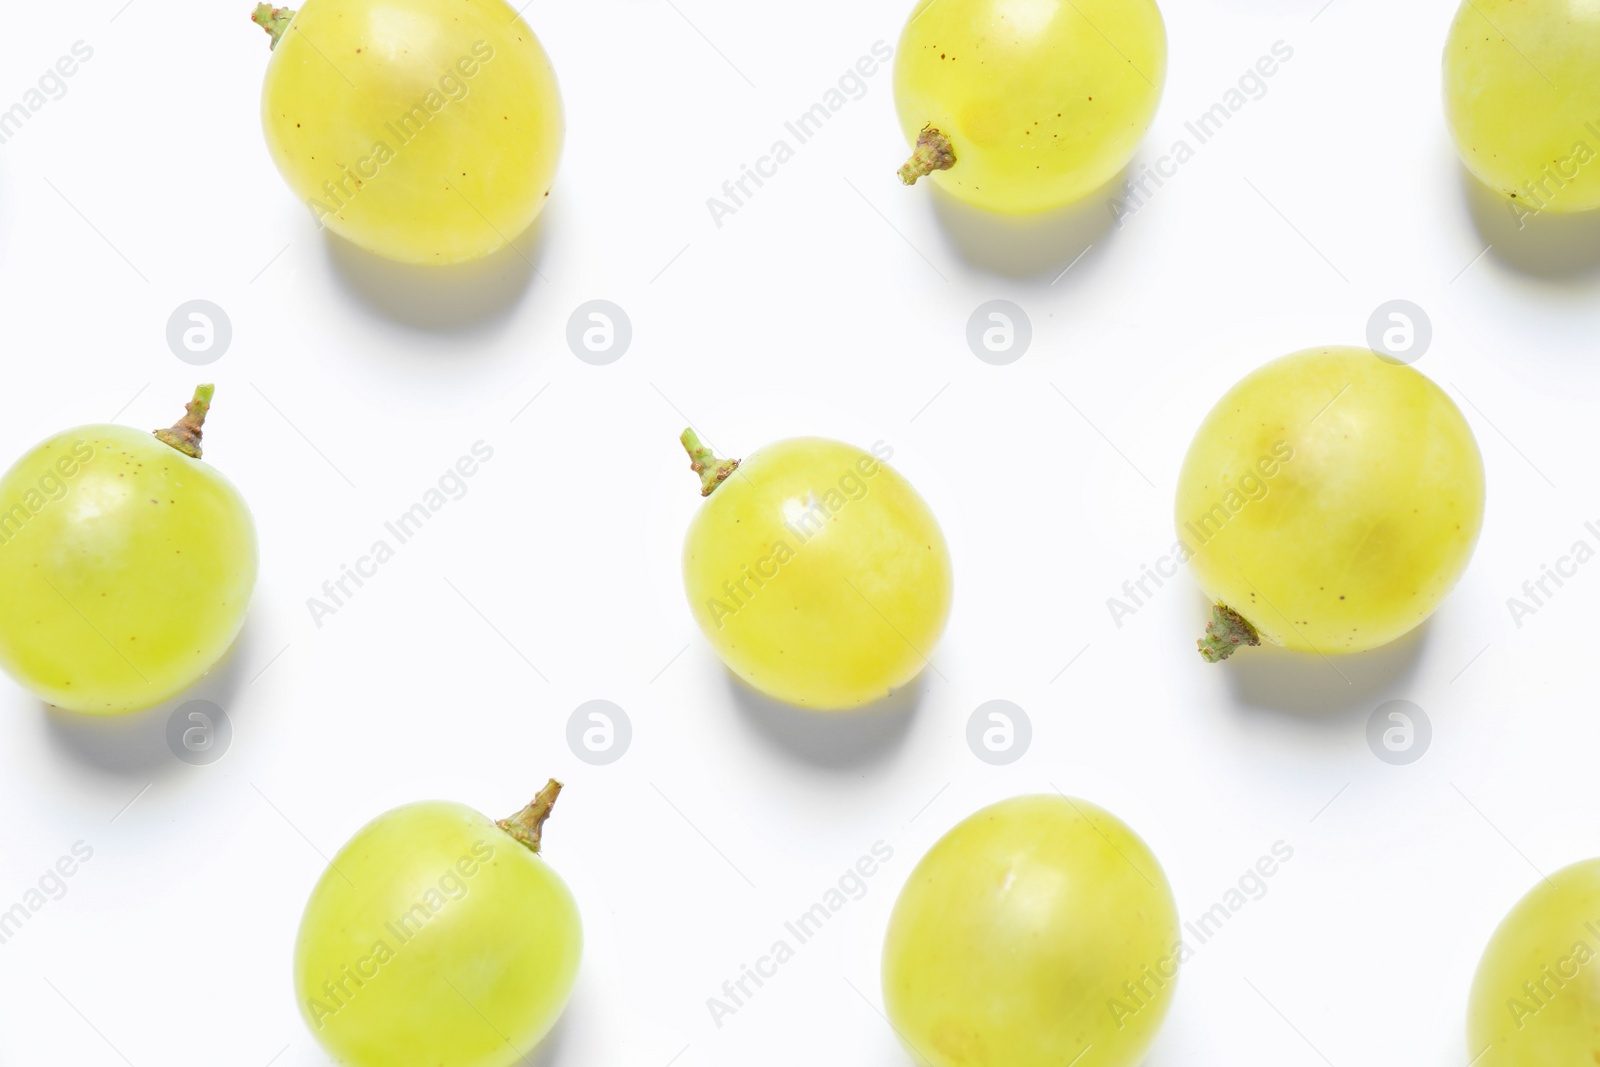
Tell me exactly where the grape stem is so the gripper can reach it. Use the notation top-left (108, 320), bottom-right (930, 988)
top-left (251, 3), bottom-right (296, 50)
top-left (497, 779), bottom-right (563, 854)
top-left (681, 428), bottom-right (739, 497)
top-left (153, 384), bottom-right (215, 460)
top-left (1198, 604), bottom-right (1261, 663)
top-left (898, 125), bottom-right (956, 185)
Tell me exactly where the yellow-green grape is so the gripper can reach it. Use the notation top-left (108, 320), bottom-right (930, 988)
top-left (680, 432), bottom-right (952, 710)
top-left (893, 0), bottom-right (1167, 213)
top-left (0, 386), bottom-right (257, 714)
top-left (1468, 859), bottom-right (1600, 1065)
top-left (295, 781), bottom-right (582, 1067)
top-left (1176, 347), bottom-right (1485, 661)
top-left (1444, 0), bottom-right (1600, 214)
top-left (252, 0), bottom-right (563, 264)
top-left (883, 795), bottom-right (1180, 1067)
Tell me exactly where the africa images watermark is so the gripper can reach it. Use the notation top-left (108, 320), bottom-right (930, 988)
top-left (0, 841), bottom-right (95, 948)
top-left (1498, 918), bottom-right (1600, 1031)
top-left (306, 441), bottom-right (495, 627)
top-left (706, 841), bottom-right (895, 1028)
top-left (1108, 40), bottom-right (1295, 227)
top-left (1109, 840), bottom-right (1295, 1030)
top-left (706, 41), bottom-right (894, 228)
top-left (1504, 518), bottom-right (1600, 629)
top-left (700, 440), bottom-right (894, 630)
top-left (1105, 440), bottom-right (1295, 629)
top-left (0, 440), bottom-right (96, 549)
top-left (304, 839), bottom-right (496, 1029)
top-left (306, 42), bottom-right (496, 224)
top-left (1506, 116), bottom-right (1600, 228)
top-left (0, 41), bottom-right (94, 147)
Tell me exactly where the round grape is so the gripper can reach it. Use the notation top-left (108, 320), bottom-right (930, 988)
top-left (253, 0), bottom-right (564, 263)
top-left (1176, 347), bottom-right (1484, 661)
top-left (1445, 0), bottom-right (1600, 214)
top-left (883, 795), bottom-right (1180, 1067)
top-left (295, 781), bottom-right (582, 1067)
top-left (680, 432), bottom-right (952, 710)
top-left (894, 0), bottom-right (1166, 213)
top-left (0, 386), bottom-right (257, 714)
top-left (1469, 859), bottom-right (1600, 1065)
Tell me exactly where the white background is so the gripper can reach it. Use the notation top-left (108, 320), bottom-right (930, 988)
top-left (0, 0), bottom-right (1597, 1064)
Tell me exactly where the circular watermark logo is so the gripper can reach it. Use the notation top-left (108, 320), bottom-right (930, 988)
top-left (966, 300), bottom-right (1031, 366)
top-left (1366, 300), bottom-right (1431, 365)
top-left (166, 699), bottom-right (232, 765)
top-left (167, 300), bottom-right (232, 366)
top-left (967, 700), bottom-right (1031, 765)
top-left (567, 699), bottom-right (632, 765)
top-left (1366, 699), bottom-right (1431, 765)
top-left (567, 300), bottom-right (632, 365)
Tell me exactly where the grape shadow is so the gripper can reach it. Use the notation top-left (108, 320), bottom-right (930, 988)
top-left (42, 619), bottom-right (255, 777)
top-left (725, 668), bottom-right (926, 770)
top-left (922, 160), bottom-right (1129, 281)
top-left (1459, 164), bottom-right (1600, 281)
top-left (320, 205), bottom-right (553, 333)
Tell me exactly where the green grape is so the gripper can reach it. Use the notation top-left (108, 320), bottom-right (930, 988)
top-left (1444, 0), bottom-right (1600, 214)
top-left (0, 386), bottom-right (257, 715)
top-left (1175, 347), bottom-right (1484, 662)
top-left (295, 780), bottom-right (582, 1067)
top-left (1468, 859), bottom-right (1600, 1064)
top-left (251, 0), bottom-right (563, 264)
top-left (893, 0), bottom-right (1167, 213)
top-left (678, 431), bottom-right (952, 710)
top-left (883, 795), bottom-right (1180, 1067)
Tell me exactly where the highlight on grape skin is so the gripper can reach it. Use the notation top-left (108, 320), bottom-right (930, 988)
top-left (679, 430), bottom-right (953, 711)
top-left (892, 0), bottom-right (1167, 213)
top-left (882, 795), bottom-right (1181, 1067)
top-left (1175, 347), bottom-right (1485, 662)
top-left (250, 0), bottom-right (565, 264)
top-left (294, 781), bottom-right (582, 1067)
top-left (0, 385), bottom-right (258, 715)
top-left (1443, 0), bottom-right (1600, 216)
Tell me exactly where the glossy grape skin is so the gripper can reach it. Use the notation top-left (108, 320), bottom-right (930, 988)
top-left (1444, 0), bottom-right (1600, 213)
top-left (0, 426), bottom-right (256, 715)
top-left (894, 0), bottom-right (1167, 213)
top-left (259, 0), bottom-right (564, 264)
top-left (1468, 859), bottom-right (1600, 1065)
top-left (883, 795), bottom-right (1180, 1067)
top-left (294, 800), bottom-right (581, 1067)
top-left (1176, 348), bottom-right (1484, 656)
top-left (682, 437), bottom-right (952, 711)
